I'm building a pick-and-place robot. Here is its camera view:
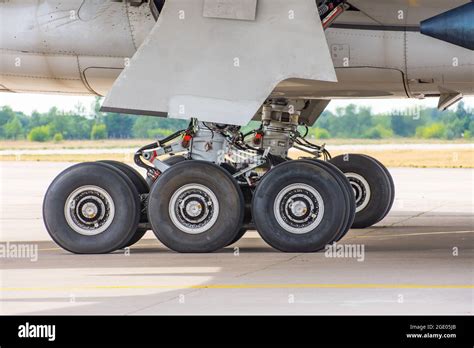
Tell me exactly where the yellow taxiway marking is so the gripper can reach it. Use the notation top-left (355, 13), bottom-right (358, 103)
top-left (1, 283), bottom-right (473, 292)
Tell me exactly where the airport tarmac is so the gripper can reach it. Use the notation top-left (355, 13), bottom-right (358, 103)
top-left (0, 162), bottom-right (473, 315)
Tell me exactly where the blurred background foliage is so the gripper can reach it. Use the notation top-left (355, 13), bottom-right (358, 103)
top-left (0, 97), bottom-right (472, 142)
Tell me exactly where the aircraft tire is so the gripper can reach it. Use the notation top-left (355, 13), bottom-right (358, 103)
top-left (227, 185), bottom-right (253, 246)
top-left (148, 161), bottom-right (244, 253)
top-left (330, 154), bottom-right (392, 228)
top-left (227, 228), bottom-right (248, 246)
top-left (98, 160), bottom-right (149, 248)
top-left (252, 160), bottom-right (348, 252)
top-left (309, 159), bottom-right (356, 242)
top-left (361, 155), bottom-right (395, 223)
top-left (43, 162), bottom-right (140, 254)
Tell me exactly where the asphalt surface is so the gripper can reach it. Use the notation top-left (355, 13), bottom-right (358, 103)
top-left (0, 162), bottom-right (473, 315)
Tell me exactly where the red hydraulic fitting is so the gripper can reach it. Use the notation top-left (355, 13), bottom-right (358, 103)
top-left (182, 133), bottom-right (193, 148)
top-left (253, 132), bottom-right (264, 146)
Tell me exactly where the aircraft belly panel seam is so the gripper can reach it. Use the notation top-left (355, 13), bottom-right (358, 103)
top-left (76, 56), bottom-right (101, 97)
top-left (336, 66), bottom-right (411, 98)
top-left (3, 89), bottom-right (93, 95)
top-left (408, 64), bottom-right (474, 69)
top-left (0, 83), bottom-right (15, 93)
top-left (0, 48), bottom-right (128, 59)
top-left (327, 29), bottom-right (405, 40)
top-left (0, 73), bottom-right (81, 81)
top-left (82, 66), bottom-right (124, 97)
top-left (332, 24), bottom-right (420, 32)
top-left (125, 2), bottom-right (138, 51)
top-left (403, 27), bottom-right (412, 97)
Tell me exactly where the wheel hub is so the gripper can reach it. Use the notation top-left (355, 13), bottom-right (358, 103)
top-left (274, 183), bottom-right (324, 234)
top-left (64, 185), bottom-right (115, 236)
top-left (290, 200), bottom-right (308, 217)
top-left (81, 202), bottom-right (99, 219)
top-left (185, 200), bottom-right (203, 217)
top-left (169, 184), bottom-right (219, 234)
top-left (345, 172), bottom-right (371, 213)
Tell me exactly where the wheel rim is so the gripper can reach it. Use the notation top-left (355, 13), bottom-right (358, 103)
top-left (64, 185), bottom-right (115, 236)
top-left (169, 184), bottom-right (219, 234)
top-left (345, 172), bottom-right (371, 213)
top-left (273, 183), bottom-right (324, 234)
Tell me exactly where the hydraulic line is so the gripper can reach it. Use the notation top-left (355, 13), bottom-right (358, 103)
top-left (318, 0), bottom-right (347, 29)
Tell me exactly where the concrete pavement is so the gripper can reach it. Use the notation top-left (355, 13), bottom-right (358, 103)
top-left (0, 162), bottom-right (473, 315)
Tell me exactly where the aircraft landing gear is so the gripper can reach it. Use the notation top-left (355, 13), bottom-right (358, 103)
top-left (43, 100), bottom-right (395, 255)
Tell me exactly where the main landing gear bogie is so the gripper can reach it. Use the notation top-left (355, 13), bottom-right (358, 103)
top-left (43, 110), bottom-right (395, 254)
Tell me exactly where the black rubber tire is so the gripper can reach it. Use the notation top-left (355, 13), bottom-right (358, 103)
top-left (220, 164), bottom-right (252, 246)
top-left (330, 154), bottom-right (392, 229)
top-left (252, 160), bottom-right (347, 252)
top-left (98, 160), bottom-right (148, 193)
top-left (148, 161), bottom-right (244, 253)
top-left (98, 160), bottom-right (150, 248)
top-left (43, 162), bottom-right (140, 254)
top-left (123, 227), bottom-right (148, 248)
top-left (311, 159), bottom-right (356, 242)
top-left (228, 228), bottom-right (248, 246)
top-left (361, 155), bottom-right (395, 223)
top-left (227, 185), bottom-right (253, 246)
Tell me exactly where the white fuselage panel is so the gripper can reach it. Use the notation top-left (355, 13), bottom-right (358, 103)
top-left (1, 0), bottom-right (472, 99)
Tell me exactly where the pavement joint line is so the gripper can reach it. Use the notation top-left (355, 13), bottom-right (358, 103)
top-left (387, 204), bottom-right (446, 228)
top-left (235, 254), bottom-right (301, 278)
top-left (125, 288), bottom-right (204, 315)
top-left (1, 284), bottom-right (473, 291)
top-left (347, 205), bottom-right (450, 240)
top-left (352, 230), bottom-right (474, 238)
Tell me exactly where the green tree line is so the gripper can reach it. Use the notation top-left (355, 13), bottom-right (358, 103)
top-left (310, 102), bottom-right (473, 140)
top-left (0, 100), bottom-right (187, 142)
top-left (0, 100), bottom-right (472, 142)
